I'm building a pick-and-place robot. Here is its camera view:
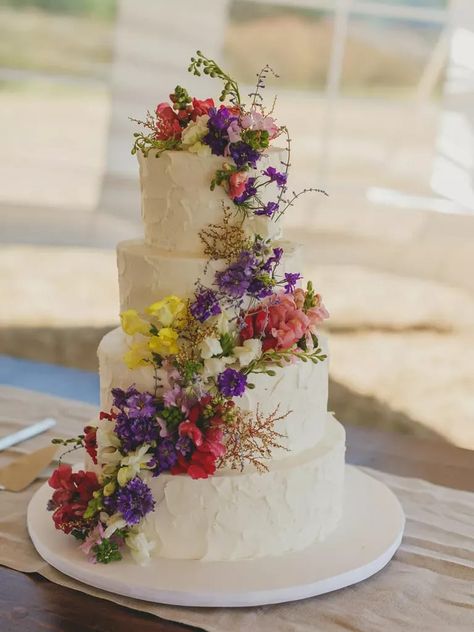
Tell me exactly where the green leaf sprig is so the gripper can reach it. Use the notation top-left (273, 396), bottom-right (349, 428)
top-left (188, 51), bottom-right (241, 105)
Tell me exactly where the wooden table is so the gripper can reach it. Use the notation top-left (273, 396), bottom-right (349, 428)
top-left (1, 425), bottom-right (472, 632)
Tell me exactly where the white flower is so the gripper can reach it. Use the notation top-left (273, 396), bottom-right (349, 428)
top-left (203, 356), bottom-right (232, 378)
top-left (210, 309), bottom-right (233, 335)
top-left (117, 444), bottom-right (151, 486)
top-left (199, 336), bottom-right (223, 359)
top-left (243, 215), bottom-right (283, 241)
top-left (126, 530), bottom-right (156, 566)
top-left (233, 338), bottom-right (262, 367)
top-left (97, 420), bottom-right (122, 472)
top-left (181, 115), bottom-right (211, 155)
top-left (103, 513), bottom-right (127, 539)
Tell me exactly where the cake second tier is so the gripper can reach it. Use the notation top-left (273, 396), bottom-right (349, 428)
top-left (117, 238), bottom-right (302, 312)
top-left (98, 327), bottom-right (330, 461)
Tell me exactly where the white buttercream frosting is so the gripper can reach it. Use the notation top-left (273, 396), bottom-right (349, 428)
top-left (138, 148), bottom-right (287, 254)
top-left (97, 327), bottom-right (329, 460)
top-left (117, 238), bottom-right (302, 312)
top-left (138, 416), bottom-right (345, 561)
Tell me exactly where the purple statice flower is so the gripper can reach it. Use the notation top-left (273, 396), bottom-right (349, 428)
top-left (229, 141), bottom-right (261, 169)
top-left (111, 386), bottom-right (138, 410)
top-left (217, 368), bottom-right (248, 397)
top-left (176, 436), bottom-right (193, 457)
top-left (126, 391), bottom-right (156, 419)
top-left (233, 177), bottom-right (257, 205)
top-left (203, 107), bottom-right (237, 156)
top-left (116, 477), bottom-right (155, 525)
top-left (215, 251), bottom-right (256, 299)
top-left (262, 166), bottom-right (287, 187)
top-left (284, 272), bottom-right (303, 294)
top-left (190, 286), bottom-right (222, 323)
top-left (114, 412), bottom-right (160, 453)
top-left (148, 438), bottom-right (178, 476)
top-left (254, 201), bottom-right (279, 217)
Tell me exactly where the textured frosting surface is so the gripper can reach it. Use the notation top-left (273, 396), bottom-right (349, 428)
top-left (139, 416), bottom-right (345, 561)
top-left (138, 148), bottom-right (286, 253)
top-left (98, 327), bottom-right (329, 459)
top-left (117, 238), bottom-right (302, 312)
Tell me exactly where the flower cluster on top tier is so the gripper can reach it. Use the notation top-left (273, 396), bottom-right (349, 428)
top-left (47, 51), bottom-right (330, 566)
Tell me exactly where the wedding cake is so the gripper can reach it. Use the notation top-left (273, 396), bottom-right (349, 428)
top-left (47, 53), bottom-right (345, 565)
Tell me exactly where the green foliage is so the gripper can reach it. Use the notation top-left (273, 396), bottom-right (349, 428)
top-left (93, 538), bottom-right (122, 564)
top-left (131, 132), bottom-right (180, 158)
top-left (241, 129), bottom-right (269, 150)
top-left (83, 493), bottom-right (103, 520)
top-left (170, 85), bottom-right (191, 110)
top-left (219, 333), bottom-right (235, 356)
top-left (161, 405), bottom-right (185, 432)
top-left (188, 50), bottom-right (241, 105)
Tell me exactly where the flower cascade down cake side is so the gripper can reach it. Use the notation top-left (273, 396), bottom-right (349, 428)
top-left (47, 52), bottom-right (345, 566)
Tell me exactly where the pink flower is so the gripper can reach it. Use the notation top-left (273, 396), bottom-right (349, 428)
top-left (80, 523), bottom-right (105, 559)
top-left (228, 171), bottom-right (248, 199)
top-left (191, 97), bottom-right (214, 120)
top-left (240, 109), bottom-right (280, 139)
top-left (241, 293), bottom-right (311, 351)
top-left (227, 119), bottom-right (242, 143)
top-left (307, 295), bottom-right (330, 332)
top-left (293, 288), bottom-right (306, 309)
top-left (155, 103), bottom-right (182, 141)
top-left (202, 426), bottom-right (226, 458)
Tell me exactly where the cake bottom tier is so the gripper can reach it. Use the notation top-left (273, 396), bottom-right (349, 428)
top-left (140, 415), bottom-right (345, 561)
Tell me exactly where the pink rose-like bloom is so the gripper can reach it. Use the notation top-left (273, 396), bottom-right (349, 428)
top-left (228, 171), bottom-right (248, 199)
top-left (191, 97), bottom-right (214, 120)
top-left (202, 427), bottom-right (226, 458)
top-left (241, 293), bottom-right (311, 351)
top-left (227, 119), bottom-right (242, 143)
top-left (240, 109), bottom-right (280, 139)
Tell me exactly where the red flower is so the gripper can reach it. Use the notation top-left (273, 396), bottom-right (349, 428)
top-left (83, 425), bottom-right (97, 464)
top-left (228, 171), bottom-right (248, 200)
top-left (191, 97), bottom-right (214, 120)
top-left (155, 102), bottom-right (182, 141)
top-left (178, 420), bottom-right (203, 447)
top-left (99, 410), bottom-right (116, 421)
top-left (48, 464), bottom-right (100, 534)
top-left (187, 449), bottom-right (217, 479)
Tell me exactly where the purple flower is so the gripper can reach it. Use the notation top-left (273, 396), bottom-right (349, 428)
top-left (215, 251), bottom-right (256, 299)
top-left (190, 287), bottom-right (221, 323)
top-left (116, 477), bottom-right (155, 525)
top-left (254, 201), bottom-right (279, 217)
top-left (126, 392), bottom-right (156, 419)
top-left (102, 493), bottom-right (117, 515)
top-left (176, 436), bottom-right (193, 457)
top-left (284, 272), bottom-right (302, 294)
top-left (233, 177), bottom-right (257, 205)
top-left (148, 438), bottom-right (178, 476)
top-left (217, 368), bottom-right (248, 397)
top-left (203, 107), bottom-right (237, 156)
top-left (248, 277), bottom-right (273, 299)
top-left (262, 247), bottom-right (283, 273)
top-left (114, 412), bottom-right (160, 453)
top-left (263, 166), bottom-right (287, 187)
top-left (111, 386), bottom-right (138, 410)
top-left (229, 141), bottom-right (261, 169)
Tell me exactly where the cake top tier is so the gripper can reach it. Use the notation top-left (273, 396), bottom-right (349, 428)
top-left (138, 147), bottom-right (287, 254)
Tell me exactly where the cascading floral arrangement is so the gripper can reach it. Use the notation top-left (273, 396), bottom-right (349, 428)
top-left (47, 51), bottom-right (330, 565)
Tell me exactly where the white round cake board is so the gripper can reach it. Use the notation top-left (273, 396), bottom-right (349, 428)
top-left (28, 465), bottom-right (404, 608)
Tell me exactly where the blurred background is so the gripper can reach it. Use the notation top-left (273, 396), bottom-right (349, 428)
top-left (1, 0), bottom-right (473, 449)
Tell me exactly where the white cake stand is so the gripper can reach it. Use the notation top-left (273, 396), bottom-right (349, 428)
top-left (27, 465), bottom-right (404, 607)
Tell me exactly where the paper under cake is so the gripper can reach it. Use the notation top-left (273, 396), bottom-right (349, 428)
top-left (47, 53), bottom-right (346, 565)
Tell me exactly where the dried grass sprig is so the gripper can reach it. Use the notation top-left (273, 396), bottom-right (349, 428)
top-left (218, 405), bottom-right (289, 473)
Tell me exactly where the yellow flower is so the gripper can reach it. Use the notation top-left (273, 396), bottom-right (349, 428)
top-left (148, 327), bottom-right (179, 356)
top-left (103, 481), bottom-right (116, 497)
top-left (120, 309), bottom-right (150, 336)
top-left (123, 340), bottom-right (151, 369)
top-left (146, 295), bottom-right (185, 327)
